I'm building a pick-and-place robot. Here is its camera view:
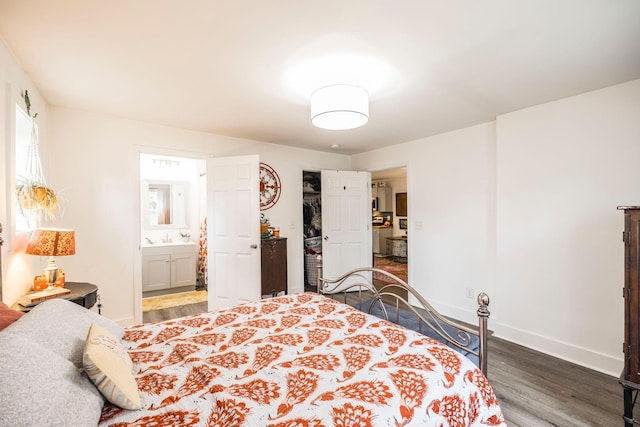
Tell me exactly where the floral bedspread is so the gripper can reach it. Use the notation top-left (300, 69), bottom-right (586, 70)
top-left (99, 293), bottom-right (505, 427)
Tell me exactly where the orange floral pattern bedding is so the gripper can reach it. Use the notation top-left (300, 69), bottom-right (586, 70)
top-left (99, 293), bottom-right (505, 427)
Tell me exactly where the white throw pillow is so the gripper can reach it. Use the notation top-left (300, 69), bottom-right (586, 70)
top-left (83, 322), bottom-right (141, 410)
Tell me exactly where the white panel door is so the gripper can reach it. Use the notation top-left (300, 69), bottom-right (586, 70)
top-left (207, 155), bottom-right (261, 310)
top-left (321, 170), bottom-right (372, 289)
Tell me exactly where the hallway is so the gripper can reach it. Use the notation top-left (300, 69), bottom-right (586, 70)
top-left (373, 255), bottom-right (407, 283)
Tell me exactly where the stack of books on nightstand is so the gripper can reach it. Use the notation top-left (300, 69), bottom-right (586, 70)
top-left (18, 287), bottom-right (71, 307)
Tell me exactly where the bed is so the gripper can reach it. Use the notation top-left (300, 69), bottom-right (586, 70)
top-left (0, 264), bottom-right (505, 426)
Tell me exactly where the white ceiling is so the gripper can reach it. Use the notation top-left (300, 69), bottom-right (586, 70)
top-left (1, 1), bottom-right (639, 155)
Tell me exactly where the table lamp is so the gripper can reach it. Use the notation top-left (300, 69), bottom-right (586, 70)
top-left (26, 228), bottom-right (75, 287)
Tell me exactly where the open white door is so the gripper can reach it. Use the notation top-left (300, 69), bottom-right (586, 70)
top-left (321, 170), bottom-right (372, 289)
top-left (207, 155), bottom-right (261, 310)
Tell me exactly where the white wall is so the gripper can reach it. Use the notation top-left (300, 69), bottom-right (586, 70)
top-left (0, 38), bottom-right (50, 305)
top-left (353, 122), bottom-right (497, 323)
top-left (495, 79), bottom-right (640, 375)
top-left (44, 107), bottom-right (350, 325)
top-left (354, 79), bottom-right (640, 376)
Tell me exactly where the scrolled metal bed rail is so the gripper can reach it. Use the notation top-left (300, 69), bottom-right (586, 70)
top-left (315, 255), bottom-right (491, 375)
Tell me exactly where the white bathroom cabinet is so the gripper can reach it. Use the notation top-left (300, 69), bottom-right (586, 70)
top-left (142, 243), bottom-right (197, 292)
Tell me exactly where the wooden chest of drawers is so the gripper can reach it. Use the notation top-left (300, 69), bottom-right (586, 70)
top-left (261, 237), bottom-right (287, 296)
top-left (619, 206), bottom-right (640, 426)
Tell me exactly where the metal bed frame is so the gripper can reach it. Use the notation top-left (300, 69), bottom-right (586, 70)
top-left (315, 256), bottom-right (491, 375)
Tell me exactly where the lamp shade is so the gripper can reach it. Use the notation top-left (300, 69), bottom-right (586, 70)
top-left (310, 84), bottom-right (369, 130)
top-left (26, 228), bottom-right (75, 256)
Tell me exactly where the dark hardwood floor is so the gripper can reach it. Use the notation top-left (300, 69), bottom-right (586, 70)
top-left (144, 301), bottom-right (628, 426)
top-left (142, 301), bottom-right (208, 324)
top-left (488, 337), bottom-right (623, 426)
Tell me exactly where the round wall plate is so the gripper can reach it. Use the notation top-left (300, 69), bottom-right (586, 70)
top-left (259, 162), bottom-right (281, 210)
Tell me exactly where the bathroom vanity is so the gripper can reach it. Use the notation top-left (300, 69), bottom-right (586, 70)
top-left (141, 242), bottom-right (197, 293)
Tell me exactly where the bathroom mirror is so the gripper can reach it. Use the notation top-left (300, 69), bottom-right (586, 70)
top-left (143, 180), bottom-right (188, 228)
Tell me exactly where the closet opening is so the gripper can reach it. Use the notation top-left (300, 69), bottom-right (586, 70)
top-left (302, 171), bottom-right (321, 292)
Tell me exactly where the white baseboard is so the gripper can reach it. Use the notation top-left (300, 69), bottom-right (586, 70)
top-left (491, 321), bottom-right (621, 377)
top-left (428, 299), bottom-right (622, 377)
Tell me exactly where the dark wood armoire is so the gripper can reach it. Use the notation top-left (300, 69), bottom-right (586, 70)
top-left (261, 237), bottom-right (288, 297)
top-left (619, 206), bottom-right (640, 426)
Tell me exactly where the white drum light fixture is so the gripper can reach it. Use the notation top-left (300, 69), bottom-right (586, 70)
top-left (310, 84), bottom-right (369, 130)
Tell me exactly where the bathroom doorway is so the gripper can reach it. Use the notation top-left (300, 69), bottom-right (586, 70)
top-left (139, 153), bottom-right (208, 318)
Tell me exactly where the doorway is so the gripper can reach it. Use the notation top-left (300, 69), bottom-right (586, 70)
top-left (139, 153), bottom-right (208, 319)
top-left (371, 167), bottom-right (408, 286)
top-left (302, 169), bottom-right (372, 292)
top-left (302, 171), bottom-right (322, 292)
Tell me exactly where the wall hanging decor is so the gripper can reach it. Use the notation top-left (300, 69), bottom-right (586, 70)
top-left (259, 162), bottom-right (281, 210)
top-left (16, 90), bottom-right (59, 222)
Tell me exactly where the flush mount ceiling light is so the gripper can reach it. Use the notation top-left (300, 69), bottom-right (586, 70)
top-left (310, 84), bottom-right (369, 130)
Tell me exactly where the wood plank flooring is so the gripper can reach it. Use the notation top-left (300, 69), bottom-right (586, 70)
top-left (143, 301), bottom-right (629, 426)
top-left (488, 337), bottom-right (623, 426)
top-left (142, 301), bottom-right (208, 323)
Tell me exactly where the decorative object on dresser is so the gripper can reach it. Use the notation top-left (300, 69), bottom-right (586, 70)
top-left (618, 206), bottom-right (640, 426)
top-left (260, 212), bottom-right (270, 237)
top-left (261, 237), bottom-right (287, 297)
top-left (25, 228), bottom-right (75, 288)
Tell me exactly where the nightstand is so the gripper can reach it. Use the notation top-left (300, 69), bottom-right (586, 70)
top-left (13, 282), bottom-right (99, 312)
top-left (65, 282), bottom-right (99, 310)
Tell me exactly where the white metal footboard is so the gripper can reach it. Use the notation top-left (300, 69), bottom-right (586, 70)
top-left (315, 256), bottom-right (491, 375)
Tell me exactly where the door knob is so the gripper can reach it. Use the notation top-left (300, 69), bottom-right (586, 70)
top-left (250, 244), bottom-right (258, 249)
top-left (323, 236), bottom-right (328, 240)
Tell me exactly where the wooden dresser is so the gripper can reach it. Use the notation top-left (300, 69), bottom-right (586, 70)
top-left (261, 237), bottom-right (287, 297)
top-left (619, 206), bottom-right (640, 426)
